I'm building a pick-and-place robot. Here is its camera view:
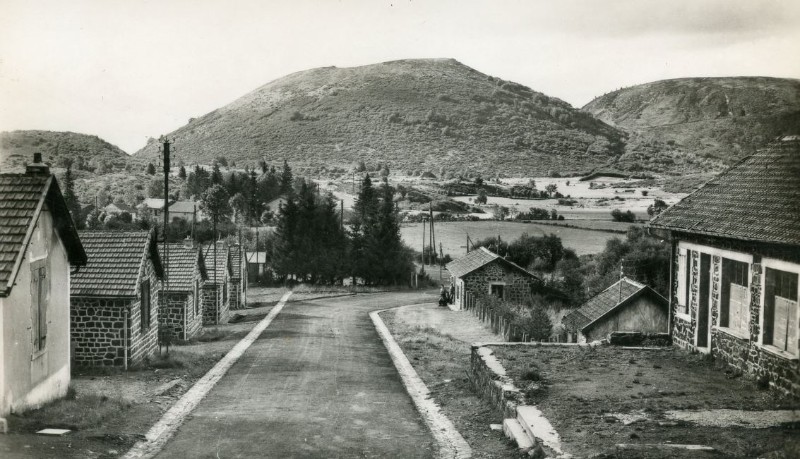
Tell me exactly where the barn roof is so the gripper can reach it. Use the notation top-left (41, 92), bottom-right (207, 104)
top-left (649, 138), bottom-right (800, 245)
top-left (202, 241), bottom-right (230, 285)
top-left (446, 247), bottom-right (537, 279)
top-left (72, 230), bottom-right (163, 297)
top-left (562, 277), bottom-right (668, 332)
top-left (0, 172), bottom-right (86, 297)
top-left (160, 243), bottom-right (207, 292)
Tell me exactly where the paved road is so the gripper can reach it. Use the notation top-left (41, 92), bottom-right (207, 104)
top-left (155, 292), bottom-right (437, 459)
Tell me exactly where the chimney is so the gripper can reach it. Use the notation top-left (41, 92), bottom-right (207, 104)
top-left (183, 235), bottom-right (194, 249)
top-left (26, 153), bottom-right (50, 176)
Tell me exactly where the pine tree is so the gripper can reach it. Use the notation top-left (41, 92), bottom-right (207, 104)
top-left (62, 163), bottom-right (83, 229)
top-left (350, 175), bottom-right (379, 284)
top-left (211, 162), bottom-right (223, 184)
top-left (272, 194), bottom-right (300, 279)
top-left (146, 163), bottom-right (156, 175)
top-left (374, 181), bottom-right (412, 284)
top-left (280, 160), bottom-right (293, 195)
top-left (178, 165), bottom-right (187, 179)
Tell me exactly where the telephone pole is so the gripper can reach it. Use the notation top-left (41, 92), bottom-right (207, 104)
top-left (161, 138), bottom-right (171, 349)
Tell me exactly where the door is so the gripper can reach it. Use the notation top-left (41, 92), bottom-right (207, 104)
top-left (697, 253), bottom-right (711, 349)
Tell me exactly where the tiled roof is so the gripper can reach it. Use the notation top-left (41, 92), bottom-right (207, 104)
top-left (0, 173), bottom-right (86, 296)
top-left (72, 231), bottom-right (161, 297)
top-left (202, 241), bottom-right (229, 285)
top-left (446, 247), bottom-right (536, 279)
top-left (230, 245), bottom-right (242, 279)
top-left (562, 277), bottom-right (667, 332)
top-left (649, 139), bottom-right (800, 245)
top-left (160, 243), bottom-right (204, 292)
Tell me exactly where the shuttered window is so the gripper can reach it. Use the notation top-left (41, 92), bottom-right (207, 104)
top-left (677, 249), bottom-right (689, 313)
top-left (31, 261), bottom-right (49, 352)
top-left (141, 279), bottom-right (151, 332)
top-left (763, 268), bottom-right (798, 356)
top-left (720, 258), bottom-right (749, 335)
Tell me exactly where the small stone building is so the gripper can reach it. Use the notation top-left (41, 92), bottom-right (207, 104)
top-left (159, 240), bottom-right (207, 341)
top-left (201, 241), bottom-right (231, 325)
top-left (562, 277), bottom-right (669, 344)
top-left (71, 230), bottom-right (163, 367)
top-left (228, 243), bottom-right (245, 310)
top-left (447, 247), bottom-right (540, 309)
top-left (0, 157), bottom-right (87, 416)
top-left (649, 138), bottom-right (800, 397)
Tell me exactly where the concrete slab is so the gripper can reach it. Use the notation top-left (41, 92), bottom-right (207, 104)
top-left (36, 429), bottom-right (70, 436)
top-left (516, 405), bottom-right (566, 456)
top-left (502, 418), bottom-right (533, 449)
top-left (664, 409), bottom-right (800, 428)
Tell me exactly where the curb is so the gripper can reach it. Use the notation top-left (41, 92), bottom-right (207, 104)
top-left (122, 291), bottom-right (293, 459)
top-left (371, 308), bottom-right (472, 459)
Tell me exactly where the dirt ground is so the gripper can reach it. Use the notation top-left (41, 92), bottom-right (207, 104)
top-left (381, 301), bottom-right (520, 459)
top-left (490, 345), bottom-right (800, 458)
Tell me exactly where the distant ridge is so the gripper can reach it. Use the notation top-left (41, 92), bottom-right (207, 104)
top-left (583, 77), bottom-right (800, 166)
top-left (133, 58), bottom-right (625, 176)
top-left (1, 130), bottom-right (129, 172)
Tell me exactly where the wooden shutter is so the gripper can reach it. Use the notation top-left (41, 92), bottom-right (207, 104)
top-left (39, 266), bottom-right (48, 349)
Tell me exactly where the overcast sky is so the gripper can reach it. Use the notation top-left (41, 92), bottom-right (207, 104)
top-left (2, 0), bottom-right (799, 154)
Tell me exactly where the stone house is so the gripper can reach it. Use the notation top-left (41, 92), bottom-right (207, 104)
top-left (447, 247), bottom-right (540, 309)
top-left (71, 230), bottom-right (163, 367)
top-left (159, 240), bottom-right (207, 341)
top-left (140, 198), bottom-right (202, 223)
top-left (201, 241), bottom-right (231, 325)
top-left (0, 156), bottom-right (87, 417)
top-left (562, 277), bottom-right (668, 344)
top-left (649, 138), bottom-right (800, 397)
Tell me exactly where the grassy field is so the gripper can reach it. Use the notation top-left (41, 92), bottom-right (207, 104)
top-left (400, 220), bottom-right (622, 257)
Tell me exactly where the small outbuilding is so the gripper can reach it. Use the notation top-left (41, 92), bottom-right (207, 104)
top-left (71, 230), bottom-right (163, 367)
top-left (447, 247), bottom-right (540, 309)
top-left (246, 251), bottom-right (268, 283)
top-left (562, 277), bottom-right (669, 344)
top-left (159, 240), bottom-right (207, 341)
top-left (0, 156), bottom-right (87, 416)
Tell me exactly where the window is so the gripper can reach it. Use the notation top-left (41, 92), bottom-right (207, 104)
top-left (677, 248), bottom-right (692, 315)
top-left (141, 279), bottom-right (151, 332)
top-left (490, 283), bottom-right (505, 300)
top-left (763, 267), bottom-right (798, 356)
top-left (720, 258), bottom-right (750, 335)
top-left (31, 261), bottom-right (49, 352)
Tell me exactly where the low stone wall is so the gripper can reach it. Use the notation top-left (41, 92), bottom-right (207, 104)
top-left (469, 343), bottom-right (523, 418)
top-left (712, 329), bottom-right (800, 398)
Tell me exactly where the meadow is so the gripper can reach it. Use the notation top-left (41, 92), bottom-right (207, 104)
top-left (400, 220), bottom-right (622, 257)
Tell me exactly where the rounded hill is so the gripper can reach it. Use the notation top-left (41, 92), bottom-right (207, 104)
top-left (134, 59), bottom-right (624, 176)
top-left (0, 130), bottom-right (129, 173)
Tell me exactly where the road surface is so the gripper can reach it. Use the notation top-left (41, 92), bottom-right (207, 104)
top-left (155, 291), bottom-right (437, 459)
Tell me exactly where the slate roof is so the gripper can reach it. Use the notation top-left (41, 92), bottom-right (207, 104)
top-left (160, 243), bottom-right (206, 292)
top-left (72, 231), bottom-right (163, 297)
top-left (0, 173), bottom-right (86, 297)
top-left (230, 245), bottom-right (242, 279)
top-left (649, 139), bottom-right (800, 245)
top-left (446, 247), bottom-right (537, 279)
top-left (202, 241), bottom-right (229, 285)
top-left (562, 277), bottom-right (667, 332)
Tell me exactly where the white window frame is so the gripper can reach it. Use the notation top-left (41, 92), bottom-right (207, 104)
top-left (759, 257), bottom-right (800, 360)
top-left (675, 246), bottom-right (691, 322)
top-left (716, 254), bottom-right (753, 340)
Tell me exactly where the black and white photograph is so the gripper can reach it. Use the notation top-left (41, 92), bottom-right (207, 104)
top-left (1, 1), bottom-right (799, 457)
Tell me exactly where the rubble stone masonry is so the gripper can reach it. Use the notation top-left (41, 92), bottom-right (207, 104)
top-left (461, 262), bottom-right (535, 305)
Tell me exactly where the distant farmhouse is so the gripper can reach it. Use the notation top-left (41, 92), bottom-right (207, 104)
top-left (0, 155), bottom-right (87, 416)
top-left (447, 247), bottom-right (540, 309)
top-left (649, 138), bottom-right (800, 397)
top-left (562, 277), bottom-right (668, 344)
top-left (159, 240), bottom-right (207, 341)
top-left (141, 198), bottom-right (202, 223)
top-left (71, 231), bottom-right (163, 367)
top-left (202, 241), bottom-right (231, 325)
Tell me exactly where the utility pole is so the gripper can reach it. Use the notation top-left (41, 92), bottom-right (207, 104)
top-left (340, 200), bottom-right (344, 230)
top-left (422, 217), bottom-right (427, 266)
top-left (161, 138), bottom-right (171, 349)
top-left (619, 259), bottom-right (625, 303)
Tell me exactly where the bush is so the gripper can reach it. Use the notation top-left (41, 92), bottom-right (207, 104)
top-left (611, 209), bottom-right (636, 222)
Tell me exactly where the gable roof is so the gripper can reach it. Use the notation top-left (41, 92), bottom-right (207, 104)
top-left (0, 173), bottom-right (87, 297)
top-left (159, 243), bottom-right (207, 292)
top-left (562, 277), bottom-right (668, 332)
top-left (202, 241), bottom-right (230, 285)
top-left (72, 230), bottom-right (163, 297)
top-left (167, 200), bottom-right (198, 214)
top-left (446, 247), bottom-right (537, 279)
top-left (649, 139), bottom-right (800, 245)
top-left (229, 245), bottom-right (242, 279)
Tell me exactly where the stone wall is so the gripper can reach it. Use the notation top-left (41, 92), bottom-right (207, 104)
top-left (469, 344), bottom-right (522, 418)
top-left (70, 297), bottom-right (129, 366)
top-left (159, 291), bottom-right (201, 341)
top-left (202, 283), bottom-right (230, 325)
top-left (461, 261), bottom-right (536, 305)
